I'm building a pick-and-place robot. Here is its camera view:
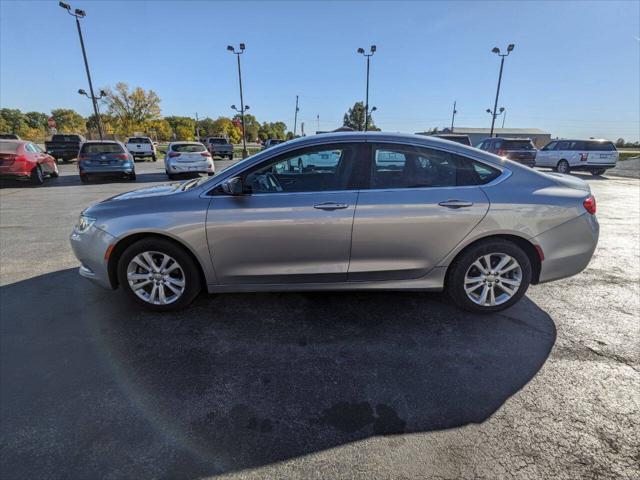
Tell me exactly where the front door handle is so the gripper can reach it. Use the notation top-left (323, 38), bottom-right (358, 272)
top-left (438, 200), bottom-right (474, 208)
top-left (314, 202), bottom-right (349, 210)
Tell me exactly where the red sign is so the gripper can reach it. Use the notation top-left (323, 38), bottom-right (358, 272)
top-left (47, 117), bottom-right (56, 128)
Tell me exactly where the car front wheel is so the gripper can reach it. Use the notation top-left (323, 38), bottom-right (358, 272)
top-left (556, 160), bottom-right (570, 174)
top-left (31, 165), bottom-right (45, 185)
top-left (117, 238), bottom-right (201, 311)
top-left (446, 239), bottom-right (532, 313)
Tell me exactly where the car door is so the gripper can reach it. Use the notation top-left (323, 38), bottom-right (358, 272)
top-left (348, 143), bottom-right (492, 281)
top-left (205, 142), bottom-right (367, 285)
top-left (535, 141), bottom-right (557, 167)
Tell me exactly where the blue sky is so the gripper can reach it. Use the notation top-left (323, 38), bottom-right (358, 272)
top-left (1, 0), bottom-right (639, 140)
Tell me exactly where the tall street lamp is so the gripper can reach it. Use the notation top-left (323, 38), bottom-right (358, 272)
top-left (486, 107), bottom-right (505, 134)
top-left (489, 43), bottom-right (514, 138)
top-left (227, 43), bottom-right (248, 158)
top-left (78, 88), bottom-right (106, 138)
top-left (357, 45), bottom-right (376, 132)
top-left (59, 2), bottom-right (103, 140)
top-left (293, 95), bottom-right (300, 137)
top-left (450, 101), bottom-right (457, 132)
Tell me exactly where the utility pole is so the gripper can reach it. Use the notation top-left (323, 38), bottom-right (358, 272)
top-left (317, 114), bottom-right (320, 133)
top-left (195, 112), bottom-right (200, 141)
top-left (227, 44), bottom-right (248, 158)
top-left (450, 101), bottom-right (457, 132)
top-left (293, 95), bottom-right (299, 137)
top-left (489, 44), bottom-right (515, 138)
top-left (501, 109), bottom-right (507, 129)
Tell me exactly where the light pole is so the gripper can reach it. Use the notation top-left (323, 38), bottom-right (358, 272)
top-left (486, 107), bottom-right (505, 134)
top-left (293, 95), bottom-right (299, 137)
top-left (60, 2), bottom-right (103, 140)
top-left (78, 88), bottom-right (106, 138)
top-left (357, 45), bottom-right (376, 132)
top-left (501, 109), bottom-right (507, 129)
top-left (450, 101), bottom-right (457, 132)
top-left (489, 43), bottom-right (514, 138)
top-left (227, 43), bottom-right (248, 158)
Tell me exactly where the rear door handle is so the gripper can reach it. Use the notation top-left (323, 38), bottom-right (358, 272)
top-left (314, 202), bottom-right (349, 210)
top-left (438, 200), bottom-right (474, 208)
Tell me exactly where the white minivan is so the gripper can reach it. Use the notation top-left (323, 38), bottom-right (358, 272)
top-left (535, 139), bottom-right (618, 176)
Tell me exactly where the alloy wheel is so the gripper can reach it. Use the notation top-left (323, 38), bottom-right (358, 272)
top-left (126, 251), bottom-right (186, 305)
top-left (464, 253), bottom-right (522, 307)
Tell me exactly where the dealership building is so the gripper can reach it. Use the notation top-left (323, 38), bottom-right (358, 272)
top-left (417, 127), bottom-right (552, 148)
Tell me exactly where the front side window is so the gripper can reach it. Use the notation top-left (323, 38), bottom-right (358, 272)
top-left (242, 143), bottom-right (364, 194)
top-left (557, 141), bottom-right (570, 150)
top-left (542, 141), bottom-right (557, 151)
top-left (370, 144), bottom-right (501, 189)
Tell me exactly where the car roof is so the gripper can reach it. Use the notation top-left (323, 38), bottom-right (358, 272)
top-left (82, 140), bottom-right (122, 144)
top-left (553, 138), bottom-right (611, 143)
top-left (169, 141), bottom-right (204, 144)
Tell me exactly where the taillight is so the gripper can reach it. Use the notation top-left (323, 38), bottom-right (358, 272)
top-left (583, 195), bottom-right (596, 215)
top-left (77, 154), bottom-right (90, 161)
top-left (114, 154), bottom-right (128, 160)
top-left (497, 149), bottom-right (506, 157)
top-left (168, 152), bottom-right (180, 158)
top-left (201, 152), bottom-right (211, 157)
top-left (580, 153), bottom-right (588, 161)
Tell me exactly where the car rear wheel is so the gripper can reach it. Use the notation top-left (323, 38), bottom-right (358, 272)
top-left (446, 239), bottom-right (532, 313)
top-left (591, 168), bottom-right (606, 176)
top-left (80, 174), bottom-right (90, 184)
top-left (556, 160), bottom-right (570, 174)
top-left (117, 238), bottom-right (201, 311)
top-left (30, 165), bottom-right (45, 186)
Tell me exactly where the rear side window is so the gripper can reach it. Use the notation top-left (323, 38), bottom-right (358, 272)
top-left (371, 144), bottom-right (501, 189)
top-left (587, 141), bottom-right (616, 151)
top-left (503, 140), bottom-right (535, 150)
top-left (81, 143), bottom-right (124, 154)
top-left (172, 143), bottom-right (206, 153)
top-left (0, 141), bottom-right (20, 153)
top-left (128, 137), bottom-right (150, 143)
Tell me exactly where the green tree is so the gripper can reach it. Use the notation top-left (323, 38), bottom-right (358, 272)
top-left (615, 138), bottom-right (625, 147)
top-left (165, 116), bottom-right (196, 140)
top-left (342, 101), bottom-right (378, 131)
top-left (103, 82), bottom-right (161, 135)
top-left (258, 121), bottom-right (287, 141)
top-left (144, 119), bottom-right (172, 141)
top-left (24, 112), bottom-right (48, 129)
top-left (0, 108), bottom-right (26, 134)
top-left (233, 113), bottom-right (260, 142)
top-left (50, 108), bottom-right (86, 134)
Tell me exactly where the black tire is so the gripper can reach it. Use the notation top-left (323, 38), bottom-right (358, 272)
top-left (129, 171), bottom-right (137, 181)
top-left (50, 165), bottom-right (59, 178)
top-left (30, 165), bottom-right (45, 186)
top-left (80, 174), bottom-right (90, 184)
top-left (446, 239), bottom-right (532, 314)
top-left (207, 172), bottom-right (214, 176)
top-left (556, 159), bottom-right (570, 174)
top-left (168, 173), bottom-right (176, 180)
top-left (117, 238), bottom-right (201, 311)
top-left (591, 168), bottom-right (606, 176)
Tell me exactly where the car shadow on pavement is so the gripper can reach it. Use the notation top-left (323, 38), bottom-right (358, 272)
top-left (0, 172), bottom-right (177, 189)
top-left (0, 268), bottom-right (556, 479)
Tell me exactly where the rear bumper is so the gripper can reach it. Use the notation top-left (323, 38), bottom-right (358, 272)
top-left (79, 165), bottom-right (135, 176)
top-left (572, 163), bottom-right (617, 171)
top-left (70, 226), bottom-right (116, 289)
top-left (131, 152), bottom-right (154, 157)
top-left (534, 213), bottom-right (599, 283)
top-left (167, 161), bottom-right (213, 173)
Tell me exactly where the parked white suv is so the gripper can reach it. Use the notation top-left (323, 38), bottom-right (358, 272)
top-left (535, 139), bottom-right (618, 176)
top-left (164, 142), bottom-right (214, 180)
top-left (125, 136), bottom-right (157, 162)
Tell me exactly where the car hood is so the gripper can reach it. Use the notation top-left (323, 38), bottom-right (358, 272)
top-left (543, 172), bottom-right (591, 193)
top-left (104, 182), bottom-right (183, 202)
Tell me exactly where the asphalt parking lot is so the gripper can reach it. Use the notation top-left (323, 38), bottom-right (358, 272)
top-left (1, 161), bottom-right (638, 479)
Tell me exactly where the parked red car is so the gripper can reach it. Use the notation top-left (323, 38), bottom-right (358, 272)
top-left (0, 140), bottom-right (58, 185)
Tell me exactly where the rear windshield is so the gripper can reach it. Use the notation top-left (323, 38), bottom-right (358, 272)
top-left (501, 140), bottom-right (535, 150)
top-left (208, 138), bottom-right (229, 144)
top-left (0, 141), bottom-right (20, 153)
top-left (81, 143), bottom-right (124, 154)
top-left (586, 141), bottom-right (616, 151)
top-left (128, 137), bottom-right (151, 144)
top-left (52, 135), bottom-right (81, 142)
top-left (172, 143), bottom-right (206, 153)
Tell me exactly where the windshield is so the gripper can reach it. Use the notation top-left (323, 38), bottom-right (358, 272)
top-left (172, 143), bottom-right (206, 153)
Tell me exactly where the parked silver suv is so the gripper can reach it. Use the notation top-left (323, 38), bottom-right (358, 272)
top-left (70, 132), bottom-right (598, 313)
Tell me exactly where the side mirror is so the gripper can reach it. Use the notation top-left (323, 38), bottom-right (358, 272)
top-left (221, 176), bottom-right (244, 195)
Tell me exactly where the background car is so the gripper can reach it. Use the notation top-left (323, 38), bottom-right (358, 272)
top-left (262, 138), bottom-right (286, 150)
top-left (125, 136), bottom-right (157, 162)
top-left (0, 133), bottom-right (20, 140)
top-left (0, 140), bottom-right (58, 185)
top-left (432, 134), bottom-right (472, 146)
top-left (203, 137), bottom-right (233, 159)
top-left (70, 132), bottom-right (598, 314)
top-left (77, 141), bottom-right (135, 183)
top-left (476, 137), bottom-right (537, 167)
top-left (534, 139), bottom-right (618, 175)
top-left (44, 133), bottom-right (85, 162)
top-left (164, 141), bottom-right (214, 179)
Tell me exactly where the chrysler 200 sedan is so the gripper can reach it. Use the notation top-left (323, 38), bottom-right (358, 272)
top-left (70, 132), bottom-right (599, 313)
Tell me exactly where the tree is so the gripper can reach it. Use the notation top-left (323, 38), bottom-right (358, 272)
top-left (24, 112), bottom-right (48, 130)
top-left (342, 101), bottom-right (378, 131)
top-left (232, 113), bottom-right (260, 142)
top-left (0, 108), bottom-right (26, 134)
top-left (50, 108), bottom-right (86, 134)
top-left (615, 138), bottom-right (625, 147)
top-left (144, 119), bottom-right (172, 141)
top-left (103, 82), bottom-right (161, 135)
top-left (258, 121), bottom-right (287, 141)
top-left (165, 116), bottom-right (196, 140)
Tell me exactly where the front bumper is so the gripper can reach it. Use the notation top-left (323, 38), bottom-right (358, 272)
top-left (534, 213), bottom-right (599, 283)
top-left (70, 226), bottom-right (117, 289)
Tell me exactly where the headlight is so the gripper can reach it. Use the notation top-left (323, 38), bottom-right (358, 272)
top-left (74, 214), bottom-right (96, 234)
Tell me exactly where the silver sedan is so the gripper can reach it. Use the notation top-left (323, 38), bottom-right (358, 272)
top-left (70, 132), bottom-right (599, 313)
